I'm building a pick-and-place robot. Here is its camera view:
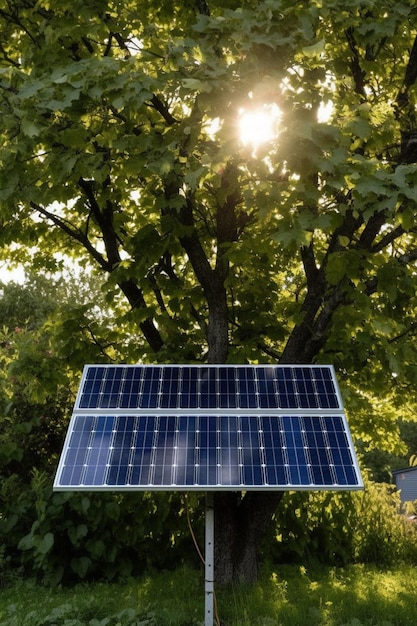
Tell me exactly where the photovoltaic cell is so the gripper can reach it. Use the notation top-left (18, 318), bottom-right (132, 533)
top-left (54, 364), bottom-right (362, 491)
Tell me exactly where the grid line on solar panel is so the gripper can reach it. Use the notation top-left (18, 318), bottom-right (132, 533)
top-left (55, 413), bottom-right (360, 490)
top-left (76, 365), bottom-right (341, 411)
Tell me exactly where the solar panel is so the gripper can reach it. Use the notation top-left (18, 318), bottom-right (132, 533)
top-left (54, 365), bottom-right (362, 491)
top-left (76, 365), bottom-right (340, 410)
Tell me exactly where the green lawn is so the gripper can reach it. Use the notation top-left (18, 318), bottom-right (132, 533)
top-left (1, 563), bottom-right (417, 625)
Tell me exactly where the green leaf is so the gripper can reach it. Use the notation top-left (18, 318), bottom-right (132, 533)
top-left (185, 166), bottom-right (206, 190)
top-left (338, 235), bottom-right (350, 247)
top-left (353, 174), bottom-right (388, 198)
top-left (38, 532), bottom-right (54, 555)
top-left (71, 556), bottom-right (92, 579)
top-left (346, 116), bottom-right (371, 139)
top-left (18, 533), bottom-right (34, 552)
top-left (302, 39), bottom-right (325, 56)
top-left (272, 226), bottom-right (312, 248)
top-left (398, 206), bottom-right (415, 230)
top-left (21, 118), bottom-right (41, 138)
top-left (182, 78), bottom-right (209, 91)
top-left (325, 252), bottom-right (347, 285)
top-left (68, 524), bottom-right (88, 546)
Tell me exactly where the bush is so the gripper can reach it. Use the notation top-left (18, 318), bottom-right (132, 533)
top-left (269, 477), bottom-right (417, 568)
top-left (352, 480), bottom-right (417, 565)
top-left (2, 466), bottom-right (416, 584)
top-left (0, 467), bottom-right (204, 584)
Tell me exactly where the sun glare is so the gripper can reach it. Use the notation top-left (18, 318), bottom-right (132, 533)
top-left (238, 104), bottom-right (281, 153)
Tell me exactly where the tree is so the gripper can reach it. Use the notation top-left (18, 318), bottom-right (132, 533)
top-left (0, 273), bottom-right (111, 480)
top-left (1, 0), bottom-right (417, 583)
top-left (0, 277), bottom-right (203, 583)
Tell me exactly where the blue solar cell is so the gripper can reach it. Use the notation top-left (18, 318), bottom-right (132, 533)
top-left (129, 416), bottom-right (153, 485)
top-left (200, 368), bottom-right (217, 408)
top-left (257, 367), bottom-right (278, 408)
top-left (140, 367), bottom-right (160, 408)
top-left (160, 367), bottom-right (179, 408)
top-left (79, 367), bottom-right (103, 407)
top-left (176, 415), bottom-right (197, 484)
top-left (153, 416), bottom-right (176, 484)
top-left (263, 417), bottom-right (285, 483)
top-left (296, 368), bottom-right (318, 408)
top-left (218, 368), bottom-right (237, 408)
top-left (55, 364), bottom-right (362, 491)
top-left (239, 416), bottom-right (262, 485)
top-left (180, 366), bottom-right (199, 409)
top-left (276, 368), bottom-right (298, 408)
top-left (107, 416), bottom-right (135, 485)
top-left (316, 367), bottom-right (339, 408)
top-left (236, 367), bottom-right (257, 408)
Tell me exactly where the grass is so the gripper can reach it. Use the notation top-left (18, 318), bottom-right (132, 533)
top-left (1, 563), bottom-right (417, 625)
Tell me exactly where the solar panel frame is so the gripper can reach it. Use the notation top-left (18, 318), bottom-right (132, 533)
top-left (54, 364), bottom-right (363, 492)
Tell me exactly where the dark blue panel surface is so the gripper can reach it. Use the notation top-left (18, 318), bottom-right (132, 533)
top-left (236, 367), bottom-right (257, 408)
top-left (55, 364), bottom-right (362, 491)
top-left (55, 413), bottom-right (360, 489)
top-left (77, 365), bottom-right (342, 411)
top-left (180, 367), bottom-right (199, 409)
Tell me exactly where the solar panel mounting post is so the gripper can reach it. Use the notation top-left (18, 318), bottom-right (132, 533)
top-left (205, 492), bottom-right (215, 626)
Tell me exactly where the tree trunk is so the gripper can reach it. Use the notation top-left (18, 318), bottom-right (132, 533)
top-left (179, 170), bottom-right (283, 585)
top-left (207, 288), bottom-right (229, 364)
top-left (214, 491), bottom-right (284, 584)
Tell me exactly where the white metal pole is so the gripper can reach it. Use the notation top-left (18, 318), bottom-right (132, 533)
top-left (205, 492), bottom-right (214, 626)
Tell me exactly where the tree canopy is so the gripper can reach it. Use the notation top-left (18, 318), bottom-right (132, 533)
top-left (1, 0), bottom-right (417, 582)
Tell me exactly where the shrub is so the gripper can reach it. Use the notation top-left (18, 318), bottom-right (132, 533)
top-left (269, 477), bottom-right (417, 568)
top-left (0, 468), bottom-right (204, 584)
top-left (352, 480), bottom-right (417, 565)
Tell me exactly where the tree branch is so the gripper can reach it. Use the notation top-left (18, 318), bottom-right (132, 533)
top-left (345, 27), bottom-right (367, 100)
top-left (82, 323), bottom-right (117, 361)
top-left (397, 247), bottom-right (417, 266)
top-left (371, 224), bottom-right (404, 253)
top-left (30, 200), bottom-right (164, 353)
top-left (118, 279), bottom-right (164, 353)
top-left (357, 210), bottom-right (387, 249)
top-left (78, 177), bottom-right (123, 268)
top-left (300, 242), bottom-right (319, 288)
top-left (196, 0), bottom-right (210, 16)
top-left (0, 7), bottom-right (39, 47)
top-left (395, 34), bottom-right (417, 114)
top-left (30, 201), bottom-right (110, 271)
top-left (178, 195), bottom-right (215, 296)
top-left (148, 94), bottom-right (178, 126)
top-left (388, 321), bottom-right (417, 345)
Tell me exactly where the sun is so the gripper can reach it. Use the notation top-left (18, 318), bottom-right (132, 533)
top-left (238, 103), bottom-right (281, 153)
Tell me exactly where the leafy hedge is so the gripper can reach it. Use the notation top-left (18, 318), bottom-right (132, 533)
top-left (269, 478), bottom-right (417, 568)
top-left (1, 465), bottom-right (417, 585)
top-left (0, 470), bottom-right (203, 584)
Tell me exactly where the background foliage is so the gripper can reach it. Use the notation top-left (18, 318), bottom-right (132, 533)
top-left (1, 0), bottom-right (417, 583)
top-left (1, 277), bottom-right (416, 584)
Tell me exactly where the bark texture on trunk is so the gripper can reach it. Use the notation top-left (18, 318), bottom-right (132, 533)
top-left (207, 288), bottom-right (229, 364)
top-left (214, 491), bottom-right (284, 584)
